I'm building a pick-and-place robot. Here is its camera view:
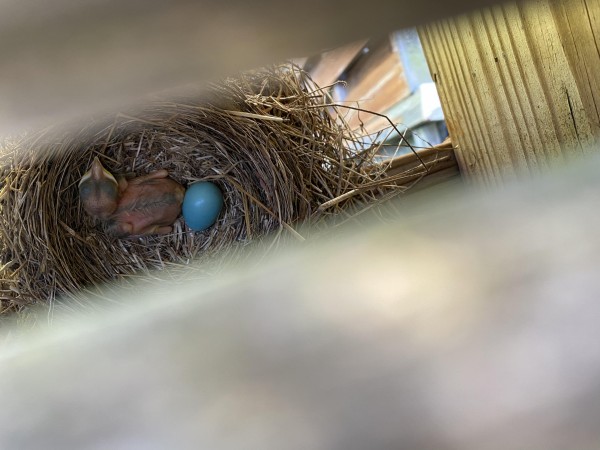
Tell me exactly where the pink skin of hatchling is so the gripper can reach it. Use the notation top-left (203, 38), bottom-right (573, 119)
top-left (104, 170), bottom-right (185, 238)
top-left (79, 157), bottom-right (185, 238)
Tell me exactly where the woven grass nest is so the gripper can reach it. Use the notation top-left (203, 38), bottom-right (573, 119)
top-left (0, 64), bottom-right (430, 317)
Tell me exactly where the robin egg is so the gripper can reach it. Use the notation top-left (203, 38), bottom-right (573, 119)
top-left (182, 181), bottom-right (224, 231)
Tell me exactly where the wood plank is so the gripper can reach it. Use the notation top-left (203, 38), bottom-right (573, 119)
top-left (419, 0), bottom-right (600, 185)
top-left (5, 149), bottom-right (600, 449)
top-left (381, 139), bottom-right (460, 190)
top-left (307, 40), bottom-right (368, 88)
top-left (337, 37), bottom-right (411, 132)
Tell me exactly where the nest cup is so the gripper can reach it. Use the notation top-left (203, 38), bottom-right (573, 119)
top-left (0, 65), bottom-right (401, 316)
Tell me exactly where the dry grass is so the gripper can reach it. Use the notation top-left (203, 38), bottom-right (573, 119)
top-left (0, 64), bottom-right (456, 318)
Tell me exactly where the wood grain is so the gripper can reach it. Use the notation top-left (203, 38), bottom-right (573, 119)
top-left (419, 0), bottom-right (600, 185)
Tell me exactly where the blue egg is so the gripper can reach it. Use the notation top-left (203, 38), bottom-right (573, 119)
top-left (182, 182), bottom-right (224, 231)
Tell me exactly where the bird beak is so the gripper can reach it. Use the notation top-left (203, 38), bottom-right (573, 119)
top-left (79, 156), bottom-right (118, 186)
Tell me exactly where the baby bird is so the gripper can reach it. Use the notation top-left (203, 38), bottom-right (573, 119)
top-left (104, 170), bottom-right (185, 238)
top-left (79, 157), bottom-right (185, 238)
top-left (79, 157), bottom-right (119, 220)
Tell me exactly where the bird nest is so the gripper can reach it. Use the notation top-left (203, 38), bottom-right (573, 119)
top-left (0, 64), bottom-right (422, 317)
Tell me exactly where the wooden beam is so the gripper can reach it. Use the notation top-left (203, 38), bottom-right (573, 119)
top-left (338, 36), bottom-right (411, 132)
top-left (419, 0), bottom-right (600, 185)
top-left (306, 40), bottom-right (368, 88)
top-left (381, 138), bottom-right (459, 185)
top-left (3, 154), bottom-right (600, 448)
